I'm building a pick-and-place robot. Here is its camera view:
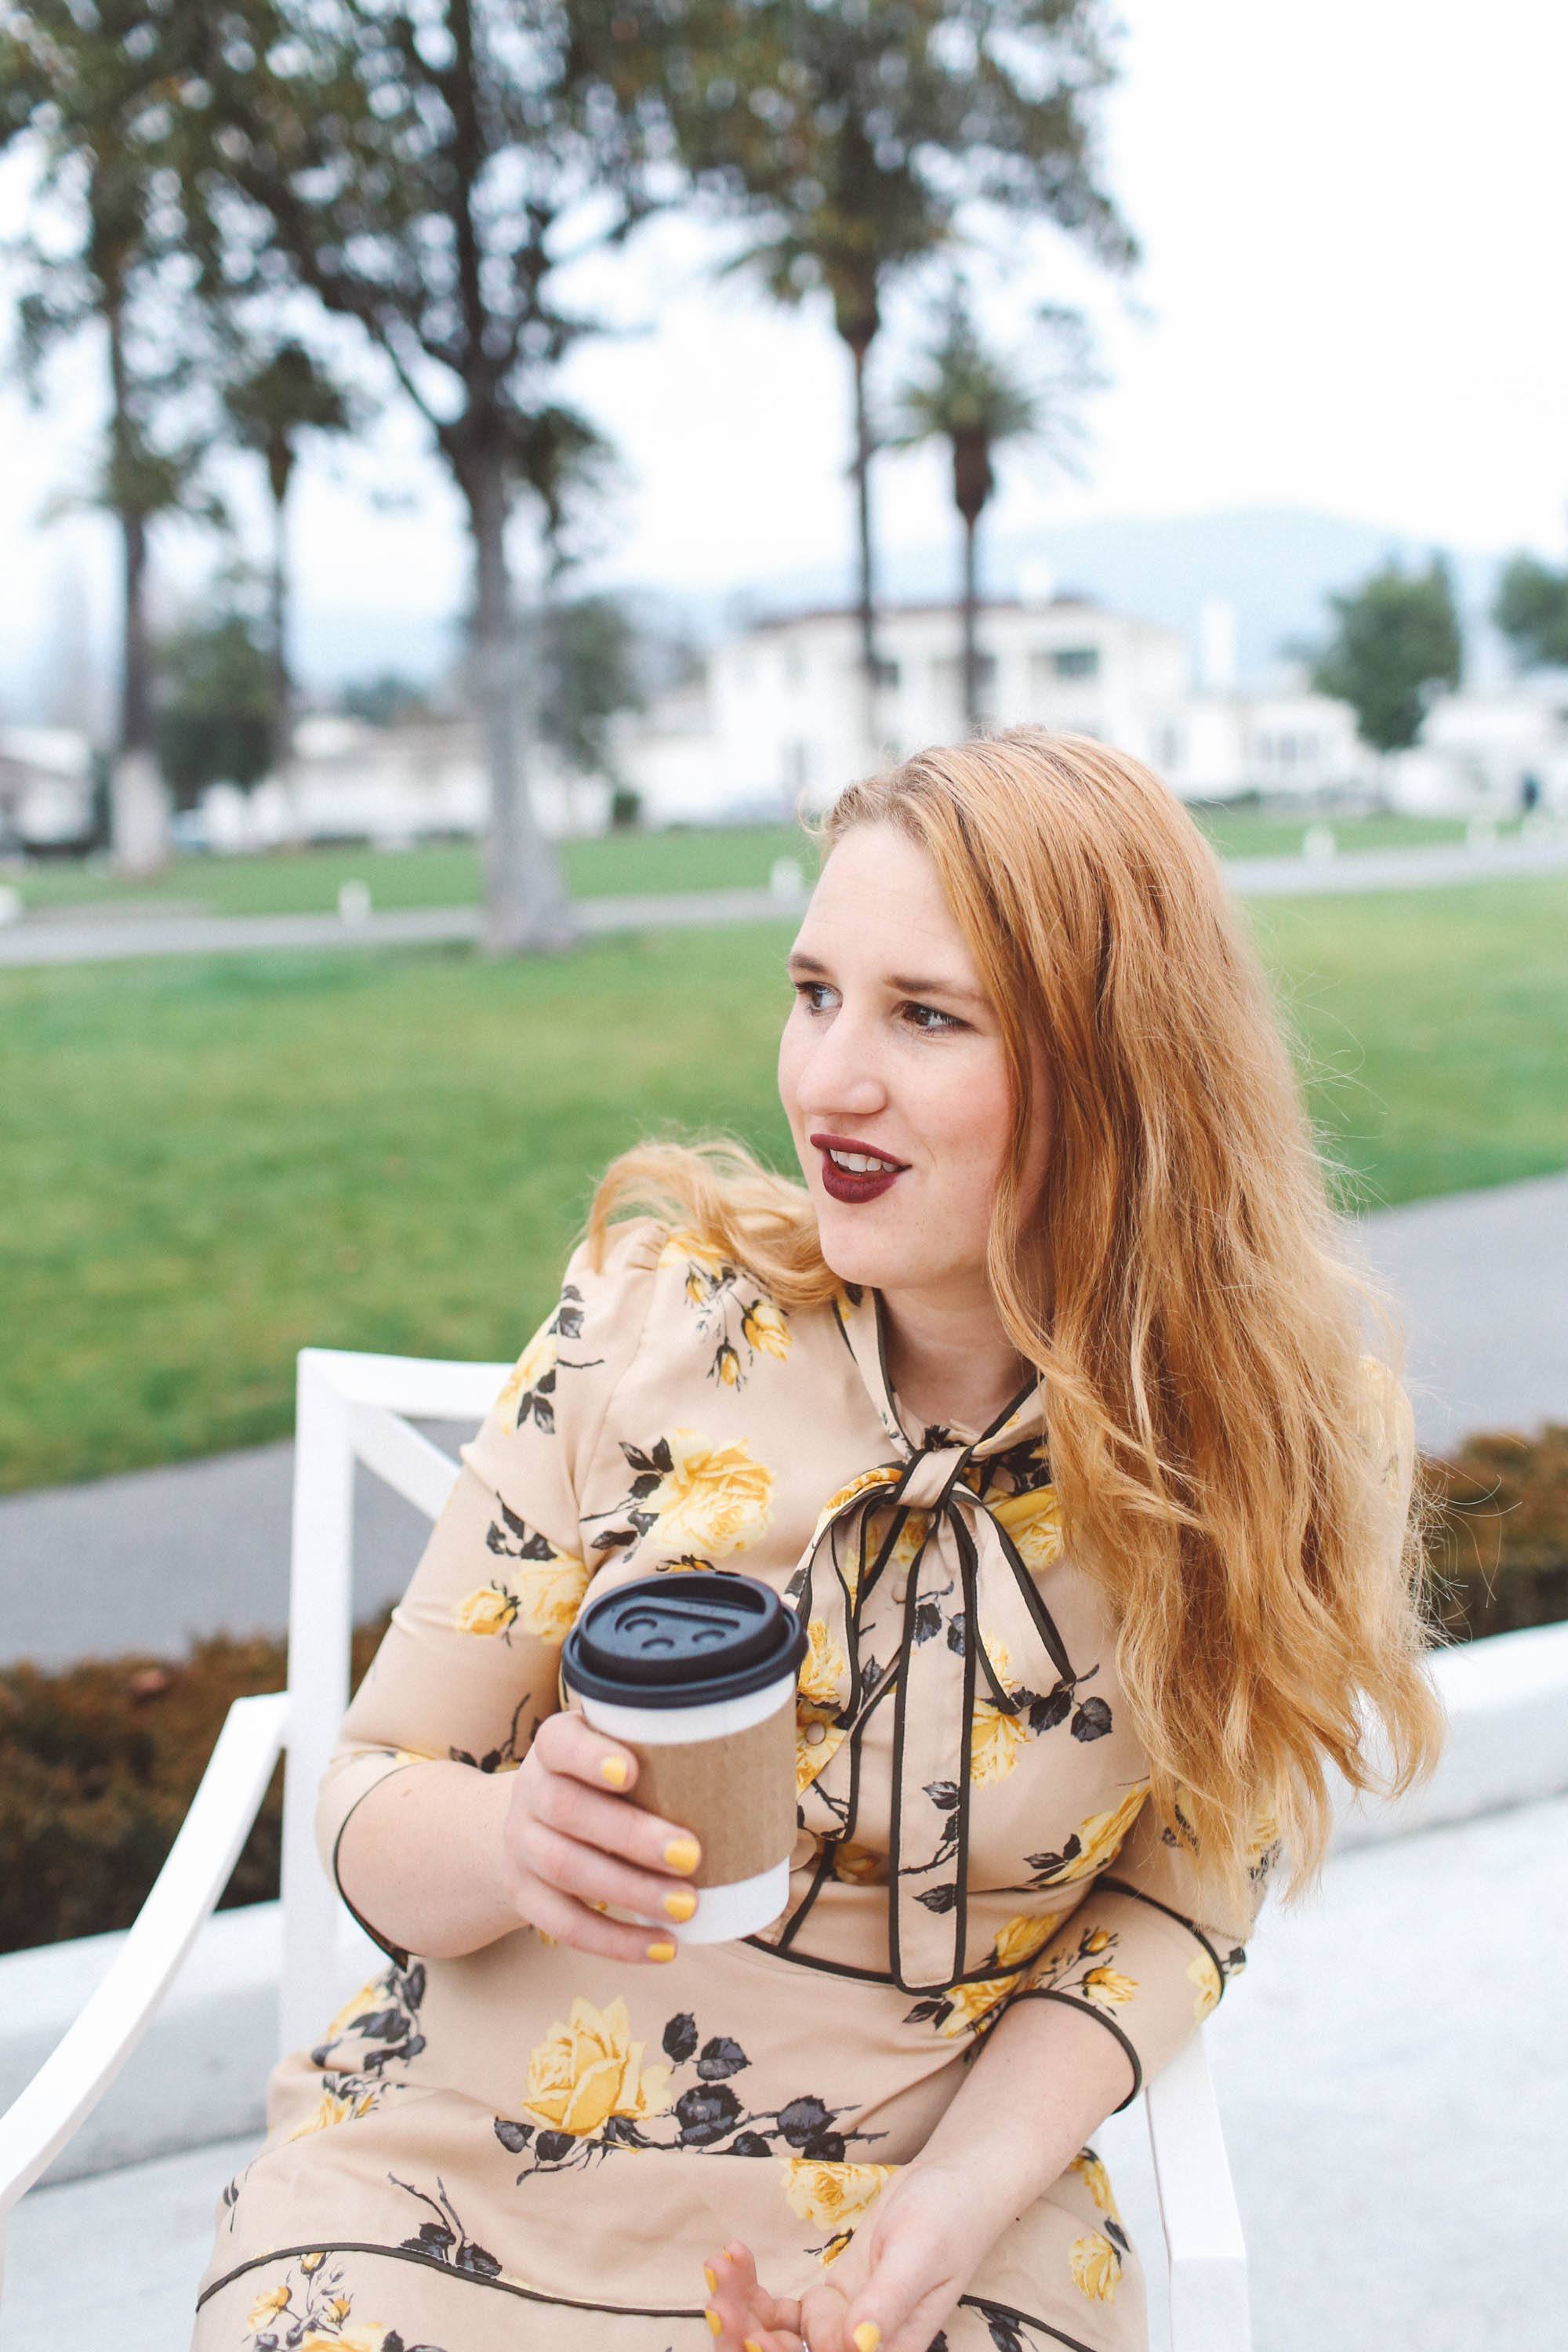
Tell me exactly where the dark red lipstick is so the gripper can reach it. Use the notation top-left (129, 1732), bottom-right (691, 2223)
top-left (810, 1131), bottom-right (909, 1204)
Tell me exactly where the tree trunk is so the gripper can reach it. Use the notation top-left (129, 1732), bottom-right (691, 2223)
top-left (848, 333), bottom-right (884, 761)
top-left (107, 296), bottom-right (170, 876)
top-left (962, 513), bottom-right (981, 735)
top-left (269, 485), bottom-right (292, 771)
top-left (463, 448), bottom-right (576, 956)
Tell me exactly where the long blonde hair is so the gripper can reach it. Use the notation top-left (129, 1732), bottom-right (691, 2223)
top-left (588, 728), bottom-right (1446, 1904)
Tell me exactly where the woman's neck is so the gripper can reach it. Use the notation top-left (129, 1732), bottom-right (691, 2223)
top-left (877, 1283), bottom-right (1033, 1438)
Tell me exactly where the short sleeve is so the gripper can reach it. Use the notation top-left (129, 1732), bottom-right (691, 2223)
top-left (1008, 1793), bottom-right (1280, 2109)
top-left (312, 1216), bottom-right (665, 1962)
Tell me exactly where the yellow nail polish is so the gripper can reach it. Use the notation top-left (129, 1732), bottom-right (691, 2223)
top-left (663, 1835), bottom-right (701, 1875)
top-left (853, 2326), bottom-right (881, 2352)
top-left (702, 2263), bottom-right (717, 2292)
top-left (745, 2341), bottom-right (764, 2352)
top-left (601, 1755), bottom-right (628, 1788)
top-left (663, 1887), bottom-right (698, 1922)
top-left (704, 2310), bottom-right (722, 2337)
top-left (647, 1940), bottom-right (678, 1962)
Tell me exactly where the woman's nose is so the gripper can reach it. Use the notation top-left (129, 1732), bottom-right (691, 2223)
top-left (795, 1012), bottom-right (888, 1119)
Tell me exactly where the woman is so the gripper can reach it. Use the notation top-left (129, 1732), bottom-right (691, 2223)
top-left (193, 731), bottom-right (1443, 2352)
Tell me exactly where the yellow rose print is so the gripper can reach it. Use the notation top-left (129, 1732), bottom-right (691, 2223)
top-left (811, 1466), bottom-right (898, 1544)
top-left (286, 2085), bottom-right (378, 2140)
top-left (1081, 1965), bottom-right (1138, 2009)
top-left (648, 1428), bottom-right (775, 1557)
top-left (970, 1697), bottom-right (1026, 1786)
top-left (1069, 2150), bottom-right (1121, 2222)
top-left (521, 1995), bottom-right (672, 2137)
top-left (248, 2283), bottom-right (291, 2329)
top-left (298, 2330), bottom-right (390, 2352)
top-left (833, 1842), bottom-right (884, 1885)
top-left (494, 1324), bottom-right (558, 1417)
top-left (1070, 2229), bottom-right (1123, 2302)
top-left (456, 1582), bottom-right (520, 1639)
top-left (862, 1504), bottom-right (929, 1594)
top-left (936, 1976), bottom-right (1013, 2034)
top-left (796, 1719), bottom-right (846, 1793)
top-left (456, 1549), bottom-right (590, 1646)
top-left (798, 1617), bottom-right (847, 1714)
top-left (1048, 1781), bottom-right (1150, 1883)
top-left (299, 2251), bottom-right (326, 2274)
top-left (780, 2157), bottom-right (896, 2231)
top-left (991, 1483), bottom-right (1065, 1573)
top-left (993, 1912), bottom-right (1063, 1971)
top-left (1188, 1949), bottom-right (1222, 2020)
top-left (715, 1341), bottom-right (742, 1386)
top-left (321, 1976), bottom-right (385, 2042)
top-left (740, 1298), bottom-right (791, 1359)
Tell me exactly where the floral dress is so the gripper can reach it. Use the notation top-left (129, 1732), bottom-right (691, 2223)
top-left (191, 1217), bottom-right (1278, 2352)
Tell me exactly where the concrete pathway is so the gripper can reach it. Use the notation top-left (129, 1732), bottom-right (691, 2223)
top-left (3, 1174), bottom-right (1565, 1671)
top-left (2, 838), bottom-right (1566, 967)
top-left (6, 1790), bottom-right (1563, 2352)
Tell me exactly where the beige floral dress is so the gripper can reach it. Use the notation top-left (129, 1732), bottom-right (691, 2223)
top-left (191, 1216), bottom-right (1277, 2352)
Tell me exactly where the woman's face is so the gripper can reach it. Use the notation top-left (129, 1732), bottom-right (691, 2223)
top-left (778, 820), bottom-right (1052, 1307)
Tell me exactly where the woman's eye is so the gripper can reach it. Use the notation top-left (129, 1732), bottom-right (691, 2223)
top-left (793, 979), bottom-right (836, 1013)
top-left (902, 1000), bottom-right (964, 1033)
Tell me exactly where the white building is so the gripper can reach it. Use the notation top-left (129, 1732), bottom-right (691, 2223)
top-left (0, 728), bottom-right (96, 851)
top-left (613, 586), bottom-right (1372, 822)
top-left (1382, 677), bottom-right (1568, 815)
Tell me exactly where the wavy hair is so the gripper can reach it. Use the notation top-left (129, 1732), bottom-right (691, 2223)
top-left (587, 728), bottom-right (1446, 1905)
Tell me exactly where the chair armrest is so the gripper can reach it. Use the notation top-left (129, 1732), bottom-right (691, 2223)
top-left (0, 1689), bottom-right (289, 2223)
top-left (1144, 2030), bottom-right (1251, 2352)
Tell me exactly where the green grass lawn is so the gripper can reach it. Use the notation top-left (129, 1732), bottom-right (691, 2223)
top-left (9, 808), bottom-right (1515, 919)
top-left (4, 873), bottom-right (1566, 1494)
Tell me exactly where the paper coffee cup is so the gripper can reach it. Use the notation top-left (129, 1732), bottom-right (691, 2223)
top-left (561, 1573), bottom-right (806, 1944)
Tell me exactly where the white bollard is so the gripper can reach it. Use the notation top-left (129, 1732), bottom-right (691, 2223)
top-left (1302, 822), bottom-right (1337, 863)
top-left (769, 855), bottom-right (804, 905)
top-left (0, 884), bottom-right (22, 927)
top-left (337, 879), bottom-right (372, 924)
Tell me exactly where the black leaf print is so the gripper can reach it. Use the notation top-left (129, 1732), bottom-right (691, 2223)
top-left (776, 2096), bottom-right (835, 2147)
top-left (1071, 1697), bottom-right (1113, 1742)
top-left (620, 1442), bottom-right (659, 1475)
top-left (456, 2242), bottom-right (503, 2278)
top-left (675, 2083), bottom-right (743, 2144)
top-left (923, 1780), bottom-right (961, 1812)
top-left (652, 1436), bottom-right (673, 1472)
top-left (805, 2132), bottom-right (846, 2159)
top-left (946, 1613), bottom-right (967, 1655)
top-left (551, 1287), bottom-right (585, 1339)
top-left (592, 1526), bottom-right (641, 1551)
top-left (535, 2130), bottom-right (575, 2165)
top-left (405, 1965), bottom-right (426, 2005)
top-left (493, 2119), bottom-right (532, 2153)
top-left (662, 2011), bottom-right (699, 2064)
top-left (407, 2221), bottom-right (454, 2251)
top-left (696, 2035), bottom-right (750, 2081)
top-left (731, 2131), bottom-right (772, 2156)
top-left (985, 2317), bottom-right (1023, 2352)
top-left (912, 1599), bottom-right (942, 1644)
top-left (902, 1998), bottom-right (949, 2024)
top-left (627, 1472), bottom-right (663, 1501)
top-left (916, 1881), bottom-right (958, 1914)
top-left (1105, 2215), bottom-right (1131, 2253)
top-left (1029, 1684), bottom-right (1073, 1734)
top-left (843, 1282), bottom-right (864, 1305)
top-left (927, 2336), bottom-right (949, 2352)
top-left (353, 2007), bottom-right (406, 2042)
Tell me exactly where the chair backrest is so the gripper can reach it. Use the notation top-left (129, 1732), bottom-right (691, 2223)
top-left (280, 1347), bottom-right (508, 2056)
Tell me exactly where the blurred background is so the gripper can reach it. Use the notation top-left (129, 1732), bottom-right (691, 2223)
top-left (1, 5), bottom-right (1566, 2346)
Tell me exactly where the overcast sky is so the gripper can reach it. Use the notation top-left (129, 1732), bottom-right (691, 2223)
top-left (2, 0), bottom-right (1565, 692)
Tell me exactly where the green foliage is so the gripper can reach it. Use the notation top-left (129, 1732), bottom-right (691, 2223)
top-left (536, 595), bottom-right (647, 781)
top-left (337, 673), bottom-right (437, 730)
top-left (0, 1612), bottom-right (390, 1955)
top-left (1309, 556), bottom-right (1464, 753)
top-left (1493, 554), bottom-right (1568, 672)
top-left (1425, 1427), bottom-right (1568, 1642)
top-left (154, 605), bottom-right (274, 803)
top-left (220, 336), bottom-right (354, 509)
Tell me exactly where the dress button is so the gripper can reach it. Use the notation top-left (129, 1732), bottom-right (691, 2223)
top-left (790, 1830), bottom-right (818, 1871)
top-left (804, 1720), bottom-right (828, 1746)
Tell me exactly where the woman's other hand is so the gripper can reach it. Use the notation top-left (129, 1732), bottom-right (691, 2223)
top-left (702, 2158), bottom-right (1015, 2352)
top-left (498, 1708), bottom-right (702, 1962)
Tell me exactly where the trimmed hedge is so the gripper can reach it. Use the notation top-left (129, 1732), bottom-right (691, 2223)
top-left (5, 1427), bottom-right (1568, 1956)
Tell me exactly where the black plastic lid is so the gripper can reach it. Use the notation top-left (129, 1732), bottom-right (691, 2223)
top-left (561, 1573), bottom-right (806, 1711)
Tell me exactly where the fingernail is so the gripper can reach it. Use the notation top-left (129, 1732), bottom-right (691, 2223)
top-left (601, 1755), bottom-right (628, 1788)
top-left (663, 1836), bottom-right (701, 1875)
top-left (744, 2341), bottom-right (763, 2352)
top-left (704, 2310), bottom-right (722, 2338)
top-left (663, 1887), bottom-right (698, 1922)
top-left (647, 1940), bottom-right (678, 1962)
top-left (853, 2326), bottom-right (881, 2352)
top-left (702, 2263), bottom-right (717, 2292)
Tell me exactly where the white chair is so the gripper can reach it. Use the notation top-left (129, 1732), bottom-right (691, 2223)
top-left (0, 1346), bottom-right (1250, 2349)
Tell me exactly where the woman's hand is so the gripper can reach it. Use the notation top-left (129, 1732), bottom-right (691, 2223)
top-left (497, 1708), bottom-right (702, 1963)
top-left (702, 2158), bottom-right (1021, 2352)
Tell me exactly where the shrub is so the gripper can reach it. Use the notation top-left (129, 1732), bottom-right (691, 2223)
top-left (0, 1610), bottom-right (390, 1958)
top-left (1424, 1424), bottom-right (1568, 1642)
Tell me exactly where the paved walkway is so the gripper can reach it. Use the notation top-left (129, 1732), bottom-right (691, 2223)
top-left (3, 837), bottom-right (1566, 967)
top-left (2, 1174), bottom-right (1565, 1671)
top-left (6, 1790), bottom-right (1564, 2351)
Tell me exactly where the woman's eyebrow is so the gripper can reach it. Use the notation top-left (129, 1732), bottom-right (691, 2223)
top-left (786, 949), bottom-right (987, 1005)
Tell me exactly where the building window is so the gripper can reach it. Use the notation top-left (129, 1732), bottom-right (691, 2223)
top-left (1051, 645), bottom-right (1100, 679)
top-left (933, 654), bottom-right (998, 693)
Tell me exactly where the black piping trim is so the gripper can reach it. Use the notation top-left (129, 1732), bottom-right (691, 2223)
top-left (990, 1512), bottom-right (1076, 1686)
top-left (1008, 1987), bottom-right (1143, 2113)
top-left (195, 2238), bottom-right (706, 2319)
top-left (1097, 1875), bottom-right (1231, 1987)
top-left (955, 1507), bottom-right (1014, 1715)
top-left (328, 1759), bottom-right (426, 1971)
top-left (953, 2293), bottom-right (1102, 2352)
top-left (738, 1933), bottom-right (1044, 1991)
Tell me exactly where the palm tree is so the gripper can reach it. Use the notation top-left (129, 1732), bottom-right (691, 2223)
top-left (661, 1), bottom-right (1134, 753)
top-left (898, 293), bottom-right (1095, 731)
top-left (220, 340), bottom-right (356, 775)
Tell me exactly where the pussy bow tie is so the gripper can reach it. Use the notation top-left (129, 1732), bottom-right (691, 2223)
top-left (783, 1283), bottom-right (1077, 1994)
